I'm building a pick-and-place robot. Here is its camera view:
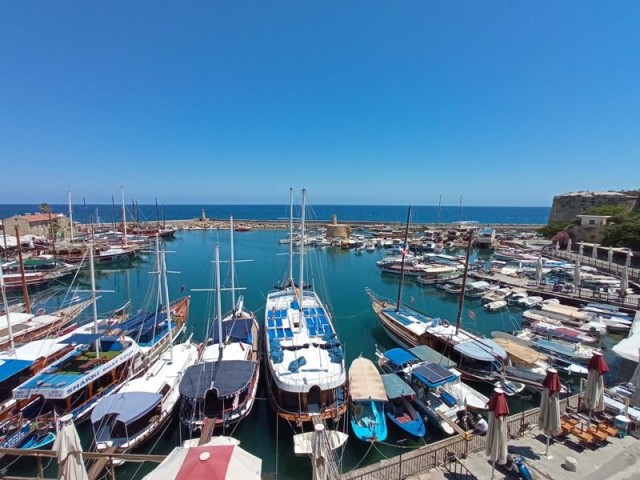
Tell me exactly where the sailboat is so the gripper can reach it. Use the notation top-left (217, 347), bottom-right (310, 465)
top-left (263, 189), bottom-right (347, 426)
top-left (91, 245), bottom-right (200, 460)
top-left (179, 218), bottom-right (260, 431)
top-left (12, 242), bottom-right (143, 422)
top-left (365, 206), bottom-right (509, 384)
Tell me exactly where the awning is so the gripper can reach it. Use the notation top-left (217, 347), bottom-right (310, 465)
top-left (210, 318), bottom-right (253, 344)
top-left (58, 333), bottom-right (103, 345)
top-left (381, 374), bottom-right (416, 400)
top-left (454, 341), bottom-right (498, 363)
top-left (408, 345), bottom-right (455, 368)
top-left (382, 348), bottom-right (418, 367)
top-left (179, 360), bottom-right (256, 400)
top-left (349, 357), bottom-right (387, 402)
top-left (0, 359), bottom-right (34, 383)
top-left (91, 392), bottom-right (162, 426)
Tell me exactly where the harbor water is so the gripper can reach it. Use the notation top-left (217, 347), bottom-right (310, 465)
top-left (4, 226), bottom-right (611, 479)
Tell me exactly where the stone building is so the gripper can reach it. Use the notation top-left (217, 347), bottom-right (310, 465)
top-left (548, 190), bottom-right (639, 223)
top-left (2, 213), bottom-right (70, 239)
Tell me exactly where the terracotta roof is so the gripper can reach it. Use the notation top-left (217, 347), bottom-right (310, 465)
top-left (22, 214), bottom-right (60, 223)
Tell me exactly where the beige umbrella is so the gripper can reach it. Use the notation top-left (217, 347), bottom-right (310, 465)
top-left (573, 259), bottom-right (581, 287)
top-left (578, 241), bottom-right (584, 257)
top-left (620, 265), bottom-right (629, 297)
top-left (535, 256), bottom-right (543, 286)
top-left (592, 244), bottom-right (599, 259)
top-left (608, 246), bottom-right (614, 268)
top-left (486, 388), bottom-right (509, 480)
top-left (53, 414), bottom-right (88, 480)
top-left (584, 352), bottom-right (609, 422)
top-left (567, 238), bottom-right (572, 252)
top-left (626, 250), bottom-right (632, 267)
top-left (539, 368), bottom-right (561, 459)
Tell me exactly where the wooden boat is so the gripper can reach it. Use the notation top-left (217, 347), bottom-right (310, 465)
top-left (179, 222), bottom-right (260, 431)
top-left (380, 373), bottom-right (425, 438)
top-left (348, 357), bottom-right (387, 442)
top-left (263, 190), bottom-right (347, 427)
top-left (366, 206), bottom-right (508, 384)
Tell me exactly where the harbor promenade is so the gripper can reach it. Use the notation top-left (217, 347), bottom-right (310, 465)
top-left (342, 394), bottom-right (640, 480)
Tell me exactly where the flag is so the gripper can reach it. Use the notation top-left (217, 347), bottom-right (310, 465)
top-left (180, 283), bottom-right (185, 292)
top-left (468, 310), bottom-right (476, 321)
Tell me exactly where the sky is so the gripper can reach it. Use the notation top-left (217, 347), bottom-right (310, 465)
top-left (1, 1), bottom-right (639, 207)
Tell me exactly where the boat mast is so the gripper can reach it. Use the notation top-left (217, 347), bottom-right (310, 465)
top-left (454, 232), bottom-right (474, 336)
top-left (121, 186), bottom-right (128, 246)
top-left (230, 216), bottom-right (236, 309)
top-left (88, 239), bottom-right (100, 357)
top-left (155, 198), bottom-right (160, 231)
top-left (288, 187), bottom-right (294, 285)
top-left (68, 190), bottom-right (74, 241)
top-left (161, 244), bottom-right (174, 362)
top-left (395, 205), bottom-right (412, 313)
top-left (215, 243), bottom-right (224, 359)
top-left (14, 226), bottom-right (31, 314)
top-left (153, 235), bottom-right (162, 344)
top-left (0, 266), bottom-right (15, 352)
top-left (298, 189), bottom-right (306, 311)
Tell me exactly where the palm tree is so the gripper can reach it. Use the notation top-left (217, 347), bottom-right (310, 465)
top-left (40, 202), bottom-right (56, 255)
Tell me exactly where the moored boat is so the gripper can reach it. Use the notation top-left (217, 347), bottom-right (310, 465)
top-left (263, 190), bottom-right (347, 427)
top-left (348, 357), bottom-right (387, 442)
top-left (380, 373), bottom-right (426, 437)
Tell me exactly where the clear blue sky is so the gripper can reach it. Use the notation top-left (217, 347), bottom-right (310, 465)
top-left (1, 1), bottom-right (638, 206)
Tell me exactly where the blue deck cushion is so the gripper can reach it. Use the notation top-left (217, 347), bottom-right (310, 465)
top-left (316, 308), bottom-right (325, 315)
top-left (321, 324), bottom-right (333, 335)
top-left (308, 326), bottom-right (317, 336)
top-left (290, 301), bottom-right (299, 310)
top-left (267, 319), bottom-right (276, 328)
top-left (284, 328), bottom-right (293, 338)
top-left (318, 315), bottom-right (329, 325)
top-left (288, 356), bottom-right (306, 372)
top-left (328, 346), bottom-right (343, 363)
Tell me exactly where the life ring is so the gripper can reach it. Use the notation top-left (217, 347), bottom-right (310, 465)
top-left (441, 320), bottom-right (450, 328)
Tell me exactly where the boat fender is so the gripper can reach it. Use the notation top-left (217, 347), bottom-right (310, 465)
top-left (441, 320), bottom-right (450, 328)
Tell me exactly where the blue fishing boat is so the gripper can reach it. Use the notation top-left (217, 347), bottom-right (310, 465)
top-left (21, 430), bottom-right (56, 449)
top-left (348, 357), bottom-right (387, 442)
top-left (380, 373), bottom-right (426, 437)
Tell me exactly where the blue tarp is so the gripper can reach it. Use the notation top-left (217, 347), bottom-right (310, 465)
top-left (91, 392), bottom-right (162, 426)
top-left (0, 359), bottom-right (34, 383)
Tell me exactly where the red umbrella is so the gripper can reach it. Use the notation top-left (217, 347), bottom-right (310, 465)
top-left (486, 388), bottom-right (509, 480)
top-left (143, 437), bottom-right (261, 480)
top-left (584, 352), bottom-right (609, 421)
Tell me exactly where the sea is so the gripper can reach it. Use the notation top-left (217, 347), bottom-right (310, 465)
top-left (4, 204), bottom-right (599, 480)
top-left (0, 204), bottom-right (551, 226)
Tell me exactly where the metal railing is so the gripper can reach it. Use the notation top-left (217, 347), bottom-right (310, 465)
top-left (341, 395), bottom-right (575, 480)
top-left (442, 450), bottom-right (479, 480)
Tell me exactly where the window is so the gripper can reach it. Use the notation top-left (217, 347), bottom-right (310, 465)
top-left (589, 220), bottom-right (596, 225)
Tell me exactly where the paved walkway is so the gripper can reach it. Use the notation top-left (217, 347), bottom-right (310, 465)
top-left (410, 425), bottom-right (640, 480)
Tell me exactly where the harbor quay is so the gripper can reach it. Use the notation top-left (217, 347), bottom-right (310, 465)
top-left (342, 394), bottom-right (640, 480)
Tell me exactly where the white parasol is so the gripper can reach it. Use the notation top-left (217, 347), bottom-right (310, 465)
top-left (53, 414), bottom-right (88, 480)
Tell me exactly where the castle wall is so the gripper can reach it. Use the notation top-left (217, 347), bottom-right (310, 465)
top-left (548, 190), bottom-right (639, 223)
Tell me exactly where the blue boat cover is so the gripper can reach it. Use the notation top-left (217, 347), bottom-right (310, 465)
top-left (453, 341), bottom-right (498, 363)
top-left (58, 333), bottom-right (103, 345)
top-left (209, 318), bottom-right (253, 344)
top-left (478, 338), bottom-right (507, 359)
top-left (412, 362), bottom-right (456, 388)
top-left (383, 348), bottom-right (418, 367)
top-left (91, 392), bottom-right (162, 426)
top-left (381, 374), bottom-right (416, 399)
top-left (0, 359), bottom-right (34, 383)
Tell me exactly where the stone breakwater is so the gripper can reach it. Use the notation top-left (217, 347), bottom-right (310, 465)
top-left (168, 218), bottom-right (544, 232)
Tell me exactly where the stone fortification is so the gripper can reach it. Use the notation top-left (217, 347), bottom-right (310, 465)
top-left (548, 190), bottom-right (639, 223)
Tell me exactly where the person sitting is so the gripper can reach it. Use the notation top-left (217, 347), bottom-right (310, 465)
top-left (473, 414), bottom-right (488, 436)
